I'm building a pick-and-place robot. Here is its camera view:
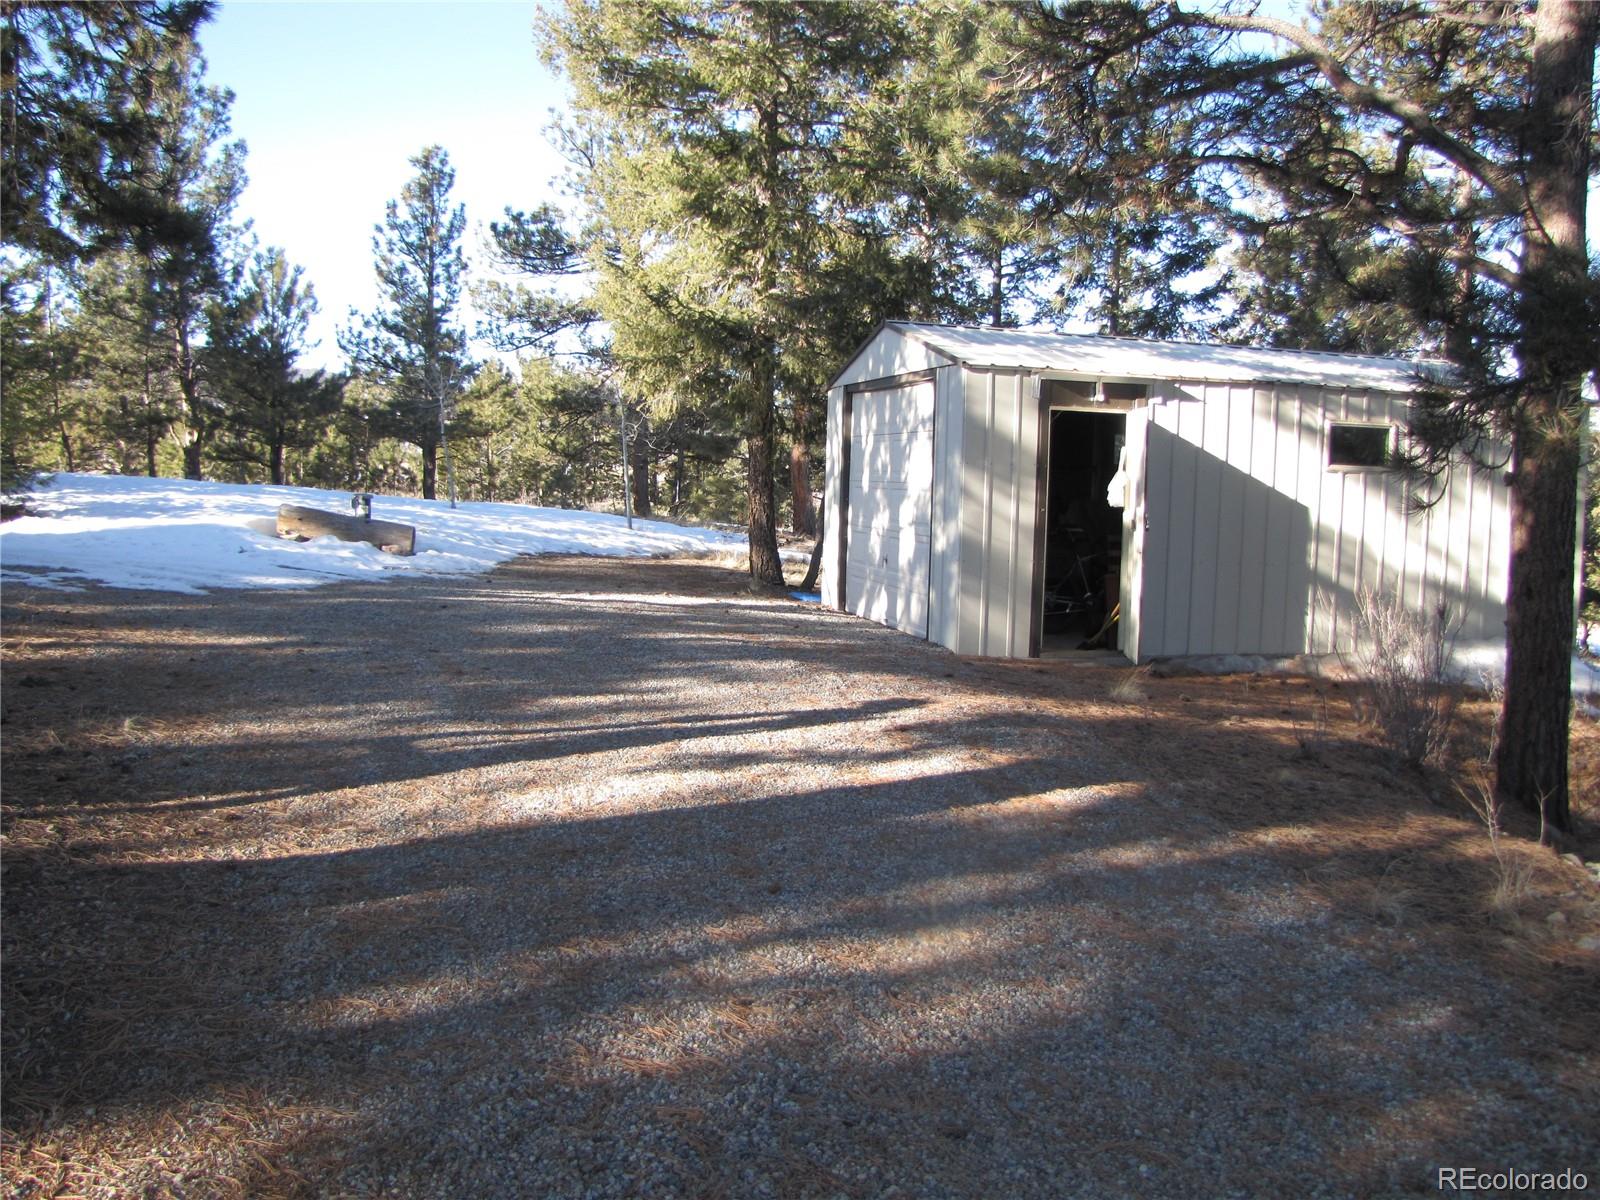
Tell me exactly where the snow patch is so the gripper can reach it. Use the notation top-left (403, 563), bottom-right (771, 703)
top-left (0, 473), bottom-right (749, 595)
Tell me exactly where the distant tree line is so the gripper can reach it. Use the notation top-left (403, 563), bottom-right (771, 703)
top-left (2, 1), bottom-right (1594, 823)
top-left (0, 0), bottom-right (1450, 519)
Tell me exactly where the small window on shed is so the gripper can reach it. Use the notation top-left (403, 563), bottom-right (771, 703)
top-left (1328, 423), bottom-right (1393, 469)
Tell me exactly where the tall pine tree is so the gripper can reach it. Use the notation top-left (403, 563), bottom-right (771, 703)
top-left (132, 36), bottom-right (244, 480)
top-left (208, 246), bottom-right (341, 484)
top-left (544, 0), bottom-right (960, 583)
top-left (341, 145), bottom-right (471, 502)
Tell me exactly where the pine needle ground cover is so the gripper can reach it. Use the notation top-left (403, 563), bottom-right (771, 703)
top-left (3, 558), bottom-right (1596, 1198)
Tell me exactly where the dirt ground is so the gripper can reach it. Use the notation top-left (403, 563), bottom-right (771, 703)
top-left (2, 556), bottom-right (1597, 1198)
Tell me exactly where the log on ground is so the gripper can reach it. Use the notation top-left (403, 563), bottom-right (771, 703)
top-left (276, 505), bottom-right (416, 556)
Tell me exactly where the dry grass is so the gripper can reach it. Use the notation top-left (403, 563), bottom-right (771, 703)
top-left (3, 558), bottom-right (1597, 1197)
top-left (0, 1087), bottom-right (356, 1200)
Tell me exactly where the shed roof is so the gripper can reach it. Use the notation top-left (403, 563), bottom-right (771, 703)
top-left (835, 321), bottom-right (1439, 392)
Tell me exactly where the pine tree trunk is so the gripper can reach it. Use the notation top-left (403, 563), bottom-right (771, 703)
top-left (744, 68), bottom-right (785, 588)
top-left (1497, 425), bottom-right (1581, 831)
top-left (1104, 234), bottom-right (1124, 336)
top-left (44, 272), bottom-right (75, 472)
top-left (174, 318), bottom-right (204, 481)
top-left (631, 414), bottom-right (651, 517)
top-left (421, 442), bottom-right (438, 500)
top-left (140, 361), bottom-right (158, 477)
top-left (790, 436), bottom-right (814, 536)
top-left (270, 439), bottom-right (286, 486)
top-left (746, 359), bottom-right (785, 586)
top-left (799, 500), bottom-right (824, 593)
top-left (1492, 0), bottom-right (1595, 834)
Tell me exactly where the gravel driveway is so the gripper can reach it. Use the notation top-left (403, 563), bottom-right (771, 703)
top-left (3, 556), bottom-right (1596, 1198)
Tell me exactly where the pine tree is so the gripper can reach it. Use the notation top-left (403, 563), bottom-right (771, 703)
top-left (341, 146), bottom-right (471, 502)
top-left (1019, 0), bottom-right (1599, 829)
top-left (0, 1), bottom-right (214, 265)
top-left (0, 258), bottom-right (83, 481)
top-left (126, 35), bottom-right (246, 480)
top-left (2, 4), bottom-right (240, 483)
top-left (207, 247), bottom-right (342, 484)
top-left (70, 249), bottom-right (180, 478)
top-left (1228, 218), bottom-right (1427, 356)
top-left (476, 203), bottom-right (597, 356)
top-left (544, 0), bottom-right (958, 584)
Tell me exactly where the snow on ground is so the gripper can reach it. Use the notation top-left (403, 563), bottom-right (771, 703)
top-left (0, 473), bottom-right (750, 595)
top-left (1455, 640), bottom-right (1600, 704)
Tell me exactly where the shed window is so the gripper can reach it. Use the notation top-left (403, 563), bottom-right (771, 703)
top-left (1328, 423), bottom-right (1393, 469)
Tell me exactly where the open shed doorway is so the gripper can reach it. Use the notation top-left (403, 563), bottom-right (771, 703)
top-left (1038, 408), bottom-right (1126, 656)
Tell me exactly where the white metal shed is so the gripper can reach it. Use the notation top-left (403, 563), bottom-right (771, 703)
top-left (821, 321), bottom-right (1510, 663)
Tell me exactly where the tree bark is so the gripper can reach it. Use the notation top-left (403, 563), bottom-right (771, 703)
top-left (173, 314), bottom-right (204, 481)
top-left (798, 499), bottom-right (824, 592)
top-left (631, 412), bottom-right (652, 517)
top-left (790, 397), bottom-right (814, 536)
top-left (420, 442), bottom-right (437, 500)
top-left (1104, 233), bottom-right (1125, 336)
top-left (270, 438), bottom-right (286, 486)
top-left (746, 361), bottom-right (786, 586)
top-left (140, 359), bottom-right (158, 477)
top-left (44, 272), bottom-right (74, 472)
top-left (1492, 0), bottom-right (1596, 834)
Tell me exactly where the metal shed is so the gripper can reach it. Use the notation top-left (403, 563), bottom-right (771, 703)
top-left (821, 321), bottom-right (1510, 663)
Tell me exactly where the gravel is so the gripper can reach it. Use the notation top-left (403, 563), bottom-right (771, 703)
top-left (2, 555), bottom-right (1596, 1198)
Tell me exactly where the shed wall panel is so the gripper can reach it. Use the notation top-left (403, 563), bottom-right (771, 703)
top-left (926, 364), bottom-right (965, 651)
top-left (1237, 387), bottom-right (1274, 652)
top-left (955, 369), bottom-right (1039, 656)
top-left (1135, 381), bottom-right (1508, 660)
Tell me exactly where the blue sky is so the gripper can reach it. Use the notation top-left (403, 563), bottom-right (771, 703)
top-left (199, 3), bottom-right (1596, 375)
top-left (199, 1), bottom-right (572, 371)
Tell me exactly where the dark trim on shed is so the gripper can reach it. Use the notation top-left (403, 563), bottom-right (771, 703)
top-left (1029, 390), bottom-right (1051, 658)
top-left (836, 390), bottom-right (853, 609)
top-left (844, 368), bottom-right (939, 396)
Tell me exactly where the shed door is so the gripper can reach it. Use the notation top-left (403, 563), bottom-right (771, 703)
top-left (846, 380), bottom-right (934, 638)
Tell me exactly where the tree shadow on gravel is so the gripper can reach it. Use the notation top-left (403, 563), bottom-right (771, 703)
top-left (3, 557), bottom-right (1597, 1198)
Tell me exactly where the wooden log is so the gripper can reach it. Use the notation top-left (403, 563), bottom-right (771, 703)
top-left (276, 504), bottom-right (416, 556)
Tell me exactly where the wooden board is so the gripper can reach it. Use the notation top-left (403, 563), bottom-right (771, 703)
top-left (276, 504), bottom-right (416, 556)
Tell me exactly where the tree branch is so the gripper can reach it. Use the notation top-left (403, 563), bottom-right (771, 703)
top-left (1168, 4), bottom-right (1527, 210)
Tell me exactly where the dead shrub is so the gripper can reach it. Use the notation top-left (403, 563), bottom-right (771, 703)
top-left (1109, 666), bottom-right (1151, 704)
top-left (1343, 589), bottom-right (1460, 767)
top-left (1460, 773), bottom-right (1543, 923)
